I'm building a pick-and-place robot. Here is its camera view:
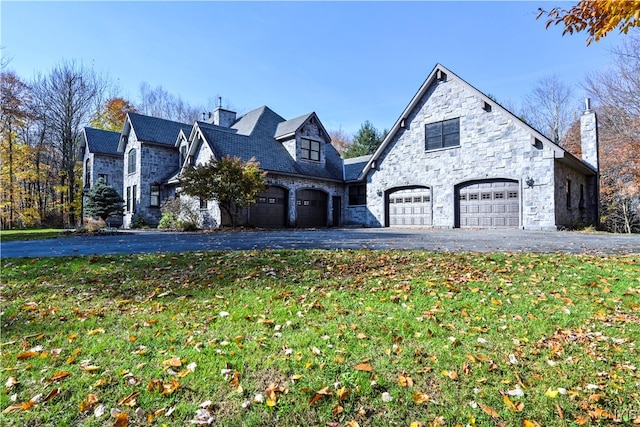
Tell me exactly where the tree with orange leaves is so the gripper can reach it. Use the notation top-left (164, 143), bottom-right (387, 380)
top-left (538, 0), bottom-right (640, 45)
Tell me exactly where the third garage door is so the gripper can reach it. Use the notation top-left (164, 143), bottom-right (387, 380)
top-left (457, 180), bottom-right (519, 228)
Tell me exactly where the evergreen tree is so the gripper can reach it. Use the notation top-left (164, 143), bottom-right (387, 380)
top-left (342, 121), bottom-right (386, 159)
top-left (84, 178), bottom-right (124, 221)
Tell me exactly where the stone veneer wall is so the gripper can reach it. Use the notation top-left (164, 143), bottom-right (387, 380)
top-left (122, 128), bottom-right (180, 228)
top-left (365, 77), bottom-right (559, 229)
top-left (92, 155), bottom-right (124, 197)
top-left (553, 162), bottom-right (594, 228)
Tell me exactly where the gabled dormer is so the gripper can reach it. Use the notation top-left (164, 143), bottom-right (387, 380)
top-left (275, 113), bottom-right (330, 166)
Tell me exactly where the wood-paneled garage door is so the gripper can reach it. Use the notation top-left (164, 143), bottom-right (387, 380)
top-left (388, 187), bottom-right (432, 227)
top-left (296, 189), bottom-right (327, 228)
top-left (249, 186), bottom-right (287, 228)
top-left (457, 180), bottom-right (519, 228)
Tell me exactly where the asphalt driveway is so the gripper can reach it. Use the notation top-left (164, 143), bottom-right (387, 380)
top-left (2, 228), bottom-right (639, 258)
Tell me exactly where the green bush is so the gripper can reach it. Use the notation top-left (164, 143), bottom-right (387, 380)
top-left (130, 212), bottom-right (152, 229)
top-left (158, 212), bottom-right (177, 229)
top-left (176, 220), bottom-right (197, 231)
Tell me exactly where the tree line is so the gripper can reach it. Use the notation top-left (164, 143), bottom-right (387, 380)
top-left (0, 60), bottom-right (205, 229)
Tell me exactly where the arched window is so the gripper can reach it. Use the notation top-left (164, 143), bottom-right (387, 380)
top-left (85, 159), bottom-right (91, 187)
top-left (127, 149), bottom-right (137, 174)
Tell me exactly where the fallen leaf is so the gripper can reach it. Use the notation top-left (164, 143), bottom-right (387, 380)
top-left (118, 391), bottom-right (139, 407)
top-left (43, 387), bottom-right (60, 403)
top-left (354, 363), bottom-right (373, 372)
top-left (113, 412), bottom-right (128, 427)
top-left (478, 401), bottom-right (500, 419)
top-left (79, 393), bottom-right (99, 412)
top-left (162, 356), bottom-right (182, 368)
top-left (5, 377), bottom-right (19, 390)
top-left (545, 388), bottom-right (559, 398)
top-left (16, 351), bottom-right (39, 360)
top-left (398, 371), bottom-right (414, 387)
top-left (309, 386), bottom-right (332, 406)
top-left (412, 391), bottom-right (430, 405)
top-left (49, 371), bottom-right (71, 383)
top-left (503, 395), bottom-right (524, 412)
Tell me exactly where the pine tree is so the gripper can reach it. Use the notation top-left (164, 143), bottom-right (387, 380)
top-left (84, 179), bottom-right (124, 222)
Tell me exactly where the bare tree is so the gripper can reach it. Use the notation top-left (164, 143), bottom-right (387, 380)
top-left (582, 33), bottom-right (640, 233)
top-left (138, 82), bottom-right (203, 123)
top-left (329, 128), bottom-right (351, 156)
top-left (30, 60), bottom-right (108, 226)
top-left (521, 74), bottom-right (577, 145)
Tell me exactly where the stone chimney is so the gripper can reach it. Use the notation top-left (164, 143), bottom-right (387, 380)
top-left (580, 98), bottom-right (599, 171)
top-left (208, 96), bottom-right (236, 127)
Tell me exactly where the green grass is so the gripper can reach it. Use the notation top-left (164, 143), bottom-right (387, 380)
top-left (1, 250), bottom-right (638, 426)
top-left (0, 229), bottom-right (67, 242)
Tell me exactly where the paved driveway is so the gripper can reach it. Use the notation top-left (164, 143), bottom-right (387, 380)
top-left (2, 228), bottom-right (639, 258)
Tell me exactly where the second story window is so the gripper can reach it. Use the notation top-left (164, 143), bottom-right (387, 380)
top-left (127, 148), bottom-right (137, 174)
top-left (301, 138), bottom-right (320, 161)
top-left (425, 118), bottom-right (460, 151)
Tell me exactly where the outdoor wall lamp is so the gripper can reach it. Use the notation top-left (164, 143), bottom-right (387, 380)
top-left (377, 189), bottom-right (383, 197)
top-left (526, 177), bottom-right (535, 188)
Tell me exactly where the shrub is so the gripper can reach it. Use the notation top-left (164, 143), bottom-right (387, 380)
top-left (160, 197), bottom-right (200, 229)
top-left (177, 220), bottom-right (198, 231)
top-left (158, 212), bottom-right (177, 230)
top-left (130, 212), bottom-right (152, 229)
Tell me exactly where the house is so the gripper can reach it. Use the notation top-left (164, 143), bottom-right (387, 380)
top-left (353, 64), bottom-right (599, 230)
top-left (80, 127), bottom-right (124, 226)
top-left (82, 63), bottom-right (599, 230)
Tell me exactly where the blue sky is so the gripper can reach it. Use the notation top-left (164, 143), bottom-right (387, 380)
top-left (1, 1), bottom-right (625, 136)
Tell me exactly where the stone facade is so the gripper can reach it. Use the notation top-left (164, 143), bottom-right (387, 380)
top-left (122, 128), bottom-right (180, 228)
top-left (360, 65), bottom-right (599, 230)
top-left (85, 64), bottom-right (599, 231)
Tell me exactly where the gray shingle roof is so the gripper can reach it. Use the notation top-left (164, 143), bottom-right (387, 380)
top-left (344, 155), bottom-right (371, 181)
top-left (128, 112), bottom-right (192, 146)
top-left (83, 127), bottom-right (122, 157)
top-left (196, 107), bottom-right (344, 181)
top-left (275, 113), bottom-right (311, 139)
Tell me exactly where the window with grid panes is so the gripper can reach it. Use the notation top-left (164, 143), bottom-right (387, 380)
top-left (425, 118), bottom-right (460, 151)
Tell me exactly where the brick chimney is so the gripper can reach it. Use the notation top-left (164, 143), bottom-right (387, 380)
top-left (580, 98), bottom-right (599, 171)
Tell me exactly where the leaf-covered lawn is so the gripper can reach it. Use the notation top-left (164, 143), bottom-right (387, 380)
top-left (1, 250), bottom-right (638, 426)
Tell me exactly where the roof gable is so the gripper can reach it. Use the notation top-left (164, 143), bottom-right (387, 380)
top-left (359, 63), bottom-right (586, 179)
top-left (275, 112), bottom-right (330, 142)
top-left (83, 127), bottom-right (122, 157)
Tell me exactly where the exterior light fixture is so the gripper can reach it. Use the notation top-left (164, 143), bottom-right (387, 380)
top-left (526, 177), bottom-right (535, 188)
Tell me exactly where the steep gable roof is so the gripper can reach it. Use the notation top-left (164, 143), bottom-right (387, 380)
top-left (83, 127), bottom-right (122, 157)
top-left (120, 112), bottom-right (191, 150)
top-left (359, 63), bottom-right (595, 179)
top-left (275, 112), bottom-right (331, 142)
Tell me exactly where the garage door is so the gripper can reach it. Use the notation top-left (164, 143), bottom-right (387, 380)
top-left (388, 187), bottom-right (432, 227)
top-left (296, 189), bottom-right (327, 228)
top-left (457, 180), bottom-right (519, 228)
top-left (249, 186), bottom-right (287, 228)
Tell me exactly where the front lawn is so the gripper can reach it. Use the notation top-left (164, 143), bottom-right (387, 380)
top-left (1, 250), bottom-right (638, 426)
top-left (0, 229), bottom-right (67, 242)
